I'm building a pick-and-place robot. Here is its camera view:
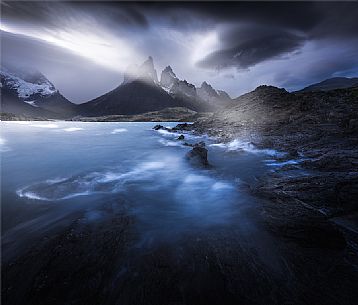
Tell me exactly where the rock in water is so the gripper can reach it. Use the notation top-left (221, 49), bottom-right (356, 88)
top-left (153, 124), bottom-right (164, 130)
top-left (186, 142), bottom-right (209, 166)
top-left (177, 135), bottom-right (185, 140)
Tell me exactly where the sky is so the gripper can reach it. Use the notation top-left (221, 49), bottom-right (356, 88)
top-left (1, 1), bottom-right (358, 103)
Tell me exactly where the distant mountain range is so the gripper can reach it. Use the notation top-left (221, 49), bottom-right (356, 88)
top-left (79, 56), bottom-right (232, 116)
top-left (1, 59), bottom-right (357, 120)
top-left (299, 77), bottom-right (358, 92)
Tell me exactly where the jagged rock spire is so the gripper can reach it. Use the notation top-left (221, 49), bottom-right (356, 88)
top-left (160, 65), bottom-right (179, 89)
top-left (123, 56), bottom-right (159, 84)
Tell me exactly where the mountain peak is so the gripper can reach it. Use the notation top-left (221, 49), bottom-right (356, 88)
top-left (123, 56), bottom-right (159, 84)
top-left (138, 56), bottom-right (158, 83)
top-left (160, 66), bottom-right (178, 89)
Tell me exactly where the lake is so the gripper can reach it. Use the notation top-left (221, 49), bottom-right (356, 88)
top-left (1, 121), bottom-right (287, 305)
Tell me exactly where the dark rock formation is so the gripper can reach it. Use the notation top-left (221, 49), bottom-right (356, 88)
top-left (186, 142), bottom-right (209, 167)
top-left (153, 124), bottom-right (164, 130)
top-left (160, 66), bottom-right (178, 90)
top-left (177, 135), bottom-right (185, 140)
top-left (178, 85), bottom-right (358, 249)
top-left (172, 123), bottom-right (193, 132)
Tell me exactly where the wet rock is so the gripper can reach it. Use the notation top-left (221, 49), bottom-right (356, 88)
top-left (153, 124), bottom-right (164, 130)
top-left (186, 142), bottom-right (209, 166)
top-left (177, 135), bottom-right (185, 140)
top-left (172, 123), bottom-right (193, 132)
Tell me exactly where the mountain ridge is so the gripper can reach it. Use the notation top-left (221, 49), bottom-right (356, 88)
top-left (299, 77), bottom-right (358, 92)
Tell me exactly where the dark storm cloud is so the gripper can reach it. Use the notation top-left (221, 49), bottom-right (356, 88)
top-left (4, 1), bottom-right (357, 71)
top-left (1, 1), bottom-right (357, 100)
top-left (145, 1), bottom-right (322, 31)
top-left (197, 24), bottom-right (305, 70)
top-left (190, 2), bottom-right (358, 70)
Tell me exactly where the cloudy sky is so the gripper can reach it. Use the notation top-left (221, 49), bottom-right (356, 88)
top-left (1, 1), bottom-right (358, 103)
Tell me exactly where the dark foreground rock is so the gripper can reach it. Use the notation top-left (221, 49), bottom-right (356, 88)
top-left (3, 198), bottom-right (358, 305)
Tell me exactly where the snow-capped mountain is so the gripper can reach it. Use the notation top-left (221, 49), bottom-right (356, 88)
top-left (1, 66), bottom-right (76, 118)
top-left (1, 68), bottom-right (57, 99)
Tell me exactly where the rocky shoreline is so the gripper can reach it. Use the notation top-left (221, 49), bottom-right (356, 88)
top-left (165, 86), bottom-right (358, 252)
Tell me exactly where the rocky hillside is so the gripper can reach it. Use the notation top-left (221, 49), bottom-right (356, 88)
top-left (1, 67), bottom-right (76, 118)
top-left (193, 85), bottom-right (358, 144)
top-left (182, 85), bottom-right (358, 248)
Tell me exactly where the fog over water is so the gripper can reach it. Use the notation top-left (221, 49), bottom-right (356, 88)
top-left (1, 121), bottom-right (285, 262)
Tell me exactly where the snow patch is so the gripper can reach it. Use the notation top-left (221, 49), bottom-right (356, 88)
top-left (23, 100), bottom-right (38, 107)
top-left (1, 70), bottom-right (56, 98)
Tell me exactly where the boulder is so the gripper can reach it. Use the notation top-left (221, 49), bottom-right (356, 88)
top-left (186, 142), bottom-right (209, 166)
top-left (177, 135), bottom-right (185, 140)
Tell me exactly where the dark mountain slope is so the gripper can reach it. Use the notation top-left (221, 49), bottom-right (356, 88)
top-left (300, 77), bottom-right (358, 92)
top-left (78, 80), bottom-right (186, 116)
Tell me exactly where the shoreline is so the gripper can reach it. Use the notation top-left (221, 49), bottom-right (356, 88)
top-left (2, 119), bottom-right (358, 305)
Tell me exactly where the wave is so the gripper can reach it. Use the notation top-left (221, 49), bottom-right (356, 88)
top-left (156, 129), bottom-right (177, 137)
top-left (15, 156), bottom-right (238, 211)
top-left (158, 139), bottom-right (184, 147)
top-left (111, 128), bottom-right (128, 134)
top-left (63, 127), bottom-right (84, 132)
top-left (16, 160), bottom-right (171, 201)
top-left (210, 139), bottom-right (286, 157)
